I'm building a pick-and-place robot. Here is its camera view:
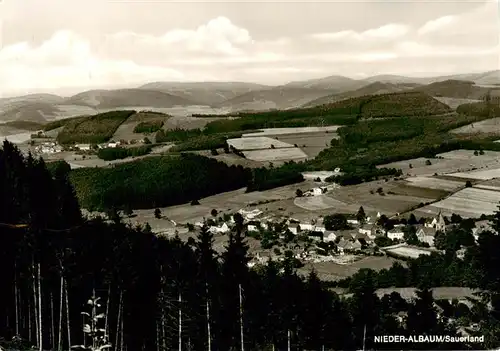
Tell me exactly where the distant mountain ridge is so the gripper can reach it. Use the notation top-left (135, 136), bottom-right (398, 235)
top-left (0, 70), bottom-right (498, 126)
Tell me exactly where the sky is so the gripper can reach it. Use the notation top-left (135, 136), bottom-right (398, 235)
top-left (0, 0), bottom-right (499, 96)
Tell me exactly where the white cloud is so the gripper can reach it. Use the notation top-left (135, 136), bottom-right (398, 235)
top-left (0, 7), bottom-right (498, 95)
top-left (310, 23), bottom-right (410, 41)
top-left (417, 15), bottom-right (456, 35)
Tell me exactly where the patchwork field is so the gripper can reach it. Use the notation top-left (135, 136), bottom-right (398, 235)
top-left (322, 179), bottom-right (443, 218)
top-left (273, 132), bottom-right (339, 158)
top-left (378, 150), bottom-right (500, 177)
top-left (112, 111), bottom-right (169, 142)
top-left (404, 176), bottom-right (466, 191)
top-left (294, 195), bottom-right (347, 211)
top-left (419, 187), bottom-right (500, 218)
top-left (162, 116), bottom-right (227, 130)
top-left (450, 117), bottom-right (500, 134)
top-left (243, 148), bottom-right (308, 162)
top-left (434, 97), bottom-right (482, 110)
top-left (227, 136), bottom-right (293, 150)
top-left (448, 167), bottom-right (500, 180)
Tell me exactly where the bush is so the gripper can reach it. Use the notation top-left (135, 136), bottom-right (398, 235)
top-left (97, 145), bottom-right (152, 161)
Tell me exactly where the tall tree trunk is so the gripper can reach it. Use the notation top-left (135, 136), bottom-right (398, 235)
top-left (105, 284), bottom-right (111, 343)
top-left (28, 298), bottom-right (32, 343)
top-left (205, 283), bottom-right (211, 351)
top-left (156, 319), bottom-right (160, 351)
top-left (115, 290), bottom-right (123, 351)
top-left (38, 263), bottom-right (42, 351)
top-left (32, 258), bottom-right (39, 349)
top-left (239, 284), bottom-right (244, 351)
top-left (287, 329), bottom-right (291, 351)
top-left (14, 262), bottom-right (19, 336)
top-left (58, 275), bottom-right (63, 351)
top-left (178, 292), bottom-right (182, 351)
top-left (50, 292), bottom-right (55, 350)
top-left (65, 278), bottom-right (71, 350)
top-left (120, 301), bottom-right (124, 351)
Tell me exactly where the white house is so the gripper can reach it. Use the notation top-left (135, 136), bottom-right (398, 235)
top-left (424, 212), bottom-right (446, 232)
top-left (238, 208), bottom-right (263, 221)
top-left (387, 227), bottom-right (405, 240)
top-left (416, 227), bottom-right (436, 247)
top-left (247, 222), bottom-right (260, 232)
top-left (75, 144), bottom-right (91, 151)
top-left (288, 224), bottom-right (300, 235)
top-left (209, 223), bottom-right (230, 234)
top-left (313, 225), bottom-right (326, 233)
top-left (358, 225), bottom-right (372, 236)
top-left (347, 219), bottom-right (359, 225)
top-left (312, 188), bottom-right (323, 196)
top-left (323, 231), bottom-right (337, 242)
top-left (299, 222), bottom-right (314, 231)
top-left (108, 142), bottom-right (120, 148)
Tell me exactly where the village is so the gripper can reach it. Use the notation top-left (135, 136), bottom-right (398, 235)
top-left (129, 179), bottom-right (495, 281)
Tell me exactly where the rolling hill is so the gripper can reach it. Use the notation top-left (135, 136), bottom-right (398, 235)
top-left (64, 89), bottom-right (200, 109)
top-left (362, 70), bottom-right (500, 86)
top-left (214, 87), bottom-right (336, 111)
top-left (282, 75), bottom-right (366, 91)
top-left (302, 82), bottom-right (420, 107)
top-left (138, 81), bottom-right (270, 106)
top-left (410, 80), bottom-right (494, 100)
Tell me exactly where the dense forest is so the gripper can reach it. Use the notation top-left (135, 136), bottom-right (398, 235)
top-left (68, 154), bottom-right (251, 211)
top-left (2, 140), bottom-right (500, 351)
top-left (97, 145), bottom-right (152, 161)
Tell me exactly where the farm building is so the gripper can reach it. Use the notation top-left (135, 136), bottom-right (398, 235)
top-left (358, 225), bottom-right (373, 236)
top-left (424, 212), bottom-right (446, 232)
top-left (347, 219), bottom-right (359, 225)
top-left (238, 208), bottom-right (263, 221)
top-left (387, 227), bottom-right (405, 240)
top-left (247, 221), bottom-right (260, 232)
top-left (416, 226), bottom-right (437, 247)
top-left (337, 238), bottom-right (362, 254)
top-left (75, 144), bottom-right (91, 151)
top-left (323, 231), bottom-right (337, 242)
top-left (209, 223), bottom-right (230, 234)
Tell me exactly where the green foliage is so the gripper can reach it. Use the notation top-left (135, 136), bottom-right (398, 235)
top-left (69, 153), bottom-right (250, 211)
top-left (246, 161), bottom-right (305, 192)
top-left (323, 213), bottom-right (349, 230)
top-left (133, 120), bottom-right (164, 133)
top-left (97, 145), bottom-right (152, 161)
top-left (43, 115), bottom-right (89, 131)
top-left (4, 120), bottom-right (44, 131)
top-left (457, 101), bottom-right (500, 117)
top-left (57, 110), bottom-right (135, 144)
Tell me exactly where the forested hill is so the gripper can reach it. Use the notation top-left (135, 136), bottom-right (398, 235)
top-left (1, 140), bottom-right (500, 350)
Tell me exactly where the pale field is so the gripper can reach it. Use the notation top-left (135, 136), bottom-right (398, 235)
top-left (378, 150), bottom-right (500, 177)
top-left (133, 181), bottom-right (318, 225)
top-left (419, 187), bottom-right (500, 217)
top-left (436, 149), bottom-right (500, 160)
top-left (385, 246), bottom-right (433, 259)
top-left (474, 184), bottom-right (500, 192)
top-left (273, 132), bottom-right (339, 158)
top-left (1, 132), bottom-right (32, 144)
top-left (242, 126), bottom-right (341, 137)
top-left (243, 148), bottom-right (308, 162)
top-left (302, 171), bottom-right (339, 181)
top-left (293, 195), bottom-right (348, 211)
top-left (404, 176), bottom-right (466, 191)
top-left (448, 167), bottom-right (500, 180)
top-left (435, 97), bottom-right (482, 110)
top-left (450, 117), bottom-right (500, 134)
top-left (321, 179), bottom-right (444, 218)
top-left (227, 136), bottom-right (293, 150)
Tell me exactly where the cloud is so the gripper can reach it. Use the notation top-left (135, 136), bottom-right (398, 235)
top-left (310, 23), bottom-right (410, 41)
top-left (417, 15), bottom-right (456, 35)
top-left (0, 7), bottom-right (498, 95)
